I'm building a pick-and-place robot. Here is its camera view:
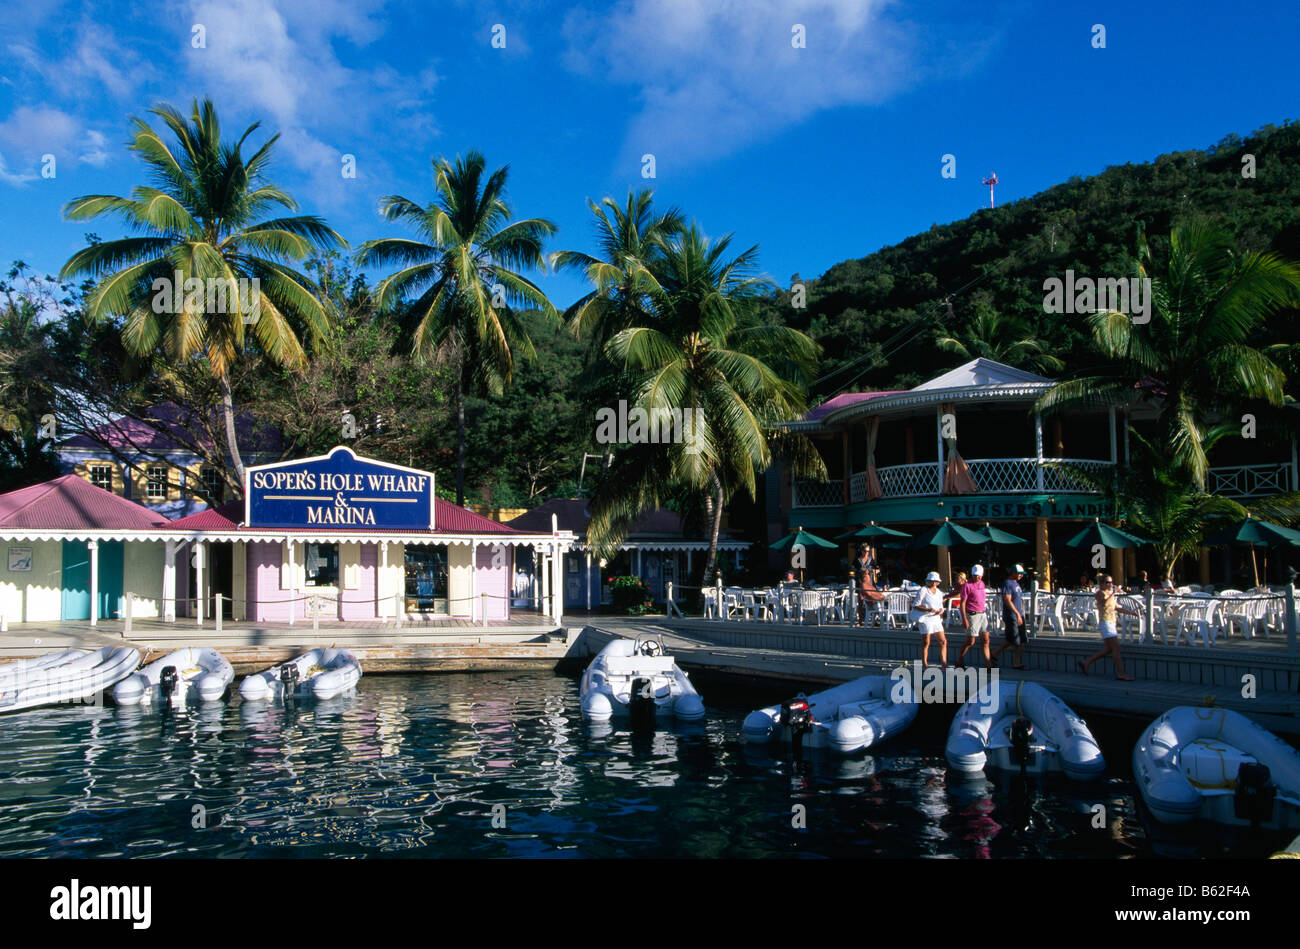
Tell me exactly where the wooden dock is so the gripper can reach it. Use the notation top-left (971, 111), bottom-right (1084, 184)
top-left (0, 615), bottom-right (576, 674)
top-left (577, 618), bottom-right (1300, 735)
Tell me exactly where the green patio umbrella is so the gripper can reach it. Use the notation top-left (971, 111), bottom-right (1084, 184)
top-left (771, 526), bottom-right (839, 581)
top-left (1064, 518), bottom-right (1151, 550)
top-left (975, 523), bottom-right (1028, 545)
top-left (1203, 515), bottom-right (1300, 587)
top-left (834, 522), bottom-right (912, 541)
top-left (905, 519), bottom-right (988, 581)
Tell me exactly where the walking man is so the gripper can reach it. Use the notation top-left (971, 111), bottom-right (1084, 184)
top-left (956, 564), bottom-right (992, 670)
top-left (991, 564), bottom-right (1029, 669)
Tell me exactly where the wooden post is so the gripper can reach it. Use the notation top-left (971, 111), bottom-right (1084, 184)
top-left (88, 540), bottom-right (99, 627)
top-left (123, 591), bottom-right (133, 637)
top-left (716, 576), bottom-right (724, 621)
top-left (1144, 588), bottom-right (1155, 644)
top-left (1034, 412), bottom-right (1045, 492)
top-left (194, 541), bottom-right (204, 627)
top-left (849, 571), bottom-right (857, 627)
top-left (216, 593), bottom-right (223, 632)
top-left (163, 540), bottom-right (177, 623)
top-left (1199, 546), bottom-right (1211, 586)
top-left (1286, 581), bottom-right (1297, 655)
top-left (1035, 518), bottom-right (1051, 592)
top-left (394, 590), bottom-right (403, 628)
top-left (481, 592), bottom-right (488, 625)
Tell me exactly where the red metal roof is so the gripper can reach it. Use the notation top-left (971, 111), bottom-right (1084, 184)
top-left (0, 475), bottom-right (172, 530)
top-left (165, 498), bottom-right (519, 535)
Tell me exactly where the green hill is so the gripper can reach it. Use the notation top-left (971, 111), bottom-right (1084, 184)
top-left (765, 120), bottom-right (1300, 398)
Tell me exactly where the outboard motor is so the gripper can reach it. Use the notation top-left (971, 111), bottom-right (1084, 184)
top-left (780, 697), bottom-right (814, 758)
top-left (630, 677), bottom-right (656, 730)
top-left (1010, 717), bottom-right (1035, 771)
top-left (1234, 762), bottom-right (1275, 826)
top-left (279, 662), bottom-right (300, 700)
top-left (159, 666), bottom-right (179, 701)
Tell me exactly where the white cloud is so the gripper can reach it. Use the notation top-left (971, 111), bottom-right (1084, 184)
top-left (0, 106), bottom-right (115, 181)
top-left (562, 0), bottom-right (968, 168)
top-left (0, 152), bottom-right (38, 186)
top-left (180, 0), bottom-right (438, 209)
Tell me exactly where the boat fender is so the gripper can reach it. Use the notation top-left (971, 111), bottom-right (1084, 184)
top-left (630, 676), bottom-right (656, 729)
top-left (159, 666), bottom-right (179, 699)
top-left (1234, 762), bottom-right (1276, 825)
top-left (1010, 717), bottom-right (1034, 769)
top-left (780, 696), bottom-right (814, 757)
top-left (280, 662), bottom-right (300, 699)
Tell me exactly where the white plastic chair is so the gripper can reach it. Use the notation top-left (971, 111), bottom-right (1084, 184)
top-left (1117, 595), bottom-right (1146, 643)
top-left (741, 591), bottom-right (770, 622)
top-left (797, 590), bottom-right (824, 625)
top-left (1175, 599), bottom-right (1221, 647)
top-left (886, 591), bottom-right (913, 629)
top-left (1032, 594), bottom-right (1065, 637)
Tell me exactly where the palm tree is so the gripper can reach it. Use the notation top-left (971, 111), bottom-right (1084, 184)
top-left (587, 224), bottom-right (824, 583)
top-left (355, 151), bottom-right (556, 504)
top-left (59, 98), bottom-right (343, 488)
top-left (549, 189), bottom-right (683, 352)
top-left (936, 301), bottom-right (1064, 374)
top-left (1037, 223), bottom-right (1300, 487)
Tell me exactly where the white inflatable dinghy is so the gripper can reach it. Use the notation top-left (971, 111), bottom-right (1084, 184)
top-left (239, 648), bottom-right (362, 701)
top-left (113, 647), bottom-right (234, 706)
top-left (1133, 706), bottom-right (1300, 829)
top-left (946, 679), bottom-right (1105, 780)
top-left (742, 673), bottom-right (917, 753)
top-left (0, 647), bottom-right (140, 712)
top-left (580, 636), bottom-right (704, 722)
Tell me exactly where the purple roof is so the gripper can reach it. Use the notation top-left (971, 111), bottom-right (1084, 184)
top-left (803, 391), bottom-right (906, 422)
top-left (61, 402), bottom-right (282, 455)
top-left (0, 475), bottom-right (172, 530)
top-left (507, 498), bottom-right (712, 539)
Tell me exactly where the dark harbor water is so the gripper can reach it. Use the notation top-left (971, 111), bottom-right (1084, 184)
top-left (0, 671), bottom-right (1285, 859)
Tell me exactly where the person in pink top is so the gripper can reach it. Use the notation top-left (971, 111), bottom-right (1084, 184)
top-left (956, 564), bottom-right (993, 670)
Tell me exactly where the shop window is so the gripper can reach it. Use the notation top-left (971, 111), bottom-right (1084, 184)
top-left (305, 543), bottom-right (339, 587)
top-left (89, 465), bottom-right (113, 492)
top-left (146, 465), bottom-right (169, 500)
top-left (404, 546), bottom-right (448, 613)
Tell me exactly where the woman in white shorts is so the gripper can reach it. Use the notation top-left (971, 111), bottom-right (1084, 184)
top-left (912, 571), bottom-right (947, 669)
top-left (1079, 575), bottom-right (1138, 680)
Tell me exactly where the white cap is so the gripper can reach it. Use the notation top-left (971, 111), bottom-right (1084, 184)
top-left (971, 564), bottom-right (984, 577)
top-left (925, 571), bottom-right (942, 582)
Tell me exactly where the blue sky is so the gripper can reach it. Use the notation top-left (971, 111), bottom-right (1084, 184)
top-left (1, 0), bottom-right (1298, 309)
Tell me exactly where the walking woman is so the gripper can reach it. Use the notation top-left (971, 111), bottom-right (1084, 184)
top-left (1079, 575), bottom-right (1137, 680)
top-left (912, 571), bottom-right (947, 669)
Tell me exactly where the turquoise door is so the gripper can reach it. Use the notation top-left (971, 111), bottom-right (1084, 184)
top-left (61, 542), bottom-right (90, 620)
top-left (97, 541), bottom-right (124, 619)
top-left (61, 541), bottom-right (125, 620)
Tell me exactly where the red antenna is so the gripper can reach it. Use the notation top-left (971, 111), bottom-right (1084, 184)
top-left (982, 172), bottom-right (999, 209)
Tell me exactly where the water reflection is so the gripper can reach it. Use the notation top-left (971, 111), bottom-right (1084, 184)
top-left (0, 673), bottom-right (1282, 858)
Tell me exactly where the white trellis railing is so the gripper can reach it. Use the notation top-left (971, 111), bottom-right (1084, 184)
top-left (1208, 463), bottom-right (1296, 499)
top-left (794, 457), bottom-right (1115, 507)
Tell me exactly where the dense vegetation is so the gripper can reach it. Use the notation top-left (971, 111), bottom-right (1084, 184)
top-left (769, 121), bottom-right (1300, 397)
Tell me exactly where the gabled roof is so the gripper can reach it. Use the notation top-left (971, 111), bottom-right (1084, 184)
top-left (912, 358), bottom-right (1053, 391)
top-left (0, 475), bottom-right (171, 530)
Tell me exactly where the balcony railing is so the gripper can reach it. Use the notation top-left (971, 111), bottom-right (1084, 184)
top-left (1208, 462), bottom-right (1297, 499)
top-left (795, 457), bottom-right (1112, 508)
top-left (796, 459), bottom-right (1297, 508)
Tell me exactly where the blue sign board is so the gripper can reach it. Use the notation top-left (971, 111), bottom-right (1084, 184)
top-left (245, 447), bottom-right (435, 531)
